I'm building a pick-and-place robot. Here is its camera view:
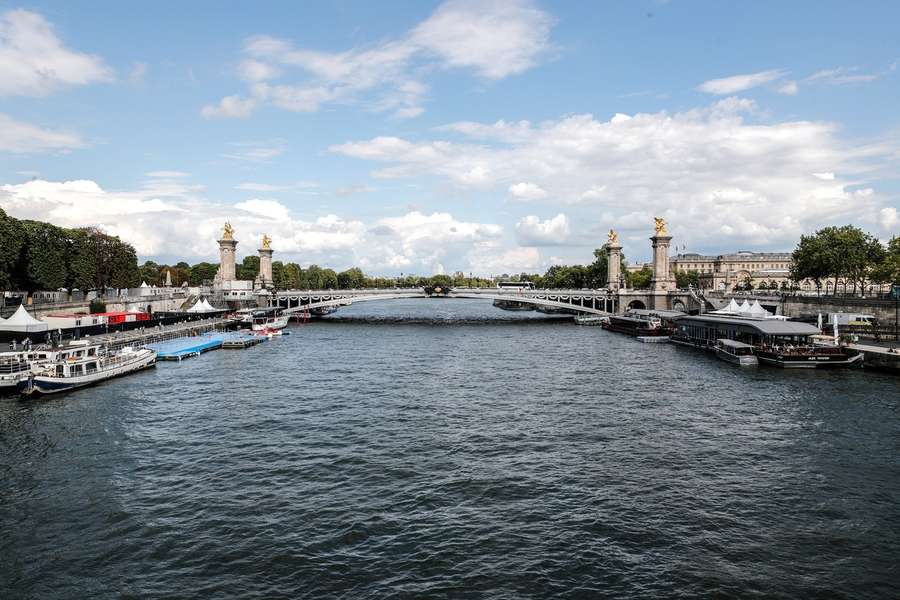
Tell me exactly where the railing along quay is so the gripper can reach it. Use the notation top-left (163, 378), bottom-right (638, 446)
top-left (83, 317), bottom-right (230, 352)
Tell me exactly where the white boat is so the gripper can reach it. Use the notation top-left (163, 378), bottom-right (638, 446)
top-left (0, 351), bottom-right (42, 393)
top-left (574, 315), bottom-right (608, 326)
top-left (18, 344), bottom-right (157, 397)
top-left (714, 339), bottom-right (758, 367)
top-left (250, 308), bottom-right (289, 331)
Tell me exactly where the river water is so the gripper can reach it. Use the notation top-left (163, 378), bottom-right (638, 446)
top-left (2, 299), bottom-right (899, 599)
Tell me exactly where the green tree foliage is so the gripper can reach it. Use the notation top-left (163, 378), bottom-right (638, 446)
top-left (627, 266), bottom-right (653, 289)
top-left (337, 267), bottom-right (366, 289)
top-left (140, 260), bottom-right (161, 286)
top-left (791, 225), bottom-right (887, 295)
top-left (20, 220), bottom-right (70, 291)
top-left (190, 262), bottom-right (219, 285)
top-left (237, 255), bottom-right (260, 280)
top-left (0, 208), bottom-right (26, 289)
top-left (675, 269), bottom-right (700, 289)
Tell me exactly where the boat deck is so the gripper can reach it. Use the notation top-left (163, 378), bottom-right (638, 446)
top-left (221, 332), bottom-right (268, 349)
top-left (146, 334), bottom-right (224, 361)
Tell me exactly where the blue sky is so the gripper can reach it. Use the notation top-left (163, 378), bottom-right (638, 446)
top-left (1, 0), bottom-right (898, 275)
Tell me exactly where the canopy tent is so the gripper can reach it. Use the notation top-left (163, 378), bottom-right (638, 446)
top-left (186, 298), bottom-right (220, 313)
top-left (736, 300), bottom-right (753, 315)
top-left (140, 281), bottom-right (150, 288)
top-left (1, 305), bottom-right (49, 333)
top-left (749, 300), bottom-right (772, 318)
top-left (713, 298), bottom-right (741, 314)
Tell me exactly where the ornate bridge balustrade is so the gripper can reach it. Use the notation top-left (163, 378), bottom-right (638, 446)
top-left (273, 288), bottom-right (619, 316)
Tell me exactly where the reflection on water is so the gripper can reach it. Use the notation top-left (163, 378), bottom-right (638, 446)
top-left (2, 299), bottom-right (899, 599)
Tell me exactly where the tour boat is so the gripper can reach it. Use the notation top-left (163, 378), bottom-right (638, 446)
top-left (714, 339), bottom-right (758, 367)
top-left (0, 351), bottom-right (42, 393)
top-left (753, 344), bottom-right (862, 369)
top-left (17, 344), bottom-right (157, 397)
top-left (601, 311), bottom-right (673, 340)
top-left (250, 308), bottom-right (290, 332)
top-left (574, 315), bottom-right (608, 326)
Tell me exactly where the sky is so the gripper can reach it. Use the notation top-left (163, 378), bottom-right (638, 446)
top-left (0, 0), bottom-right (898, 276)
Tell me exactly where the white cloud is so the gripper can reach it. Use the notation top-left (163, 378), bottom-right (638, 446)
top-left (515, 213), bottom-right (569, 245)
top-left (508, 181), bottom-right (547, 200)
top-left (222, 140), bottom-right (286, 162)
top-left (331, 99), bottom-right (900, 251)
top-left (776, 80), bottom-right (798, 95)
top-left (201, 95), bottom-right (256, 119)
top-left (410, 0), bottom-right (555, 79)
top-left (805, 67), bottom-right (883, 85)
top-left (235, 198), bottom-right (292, 221)
top-left (0, 178), bottom-right (515, 273)
top-left (697, 69), bottom-right (785, 95)
top-left (204, 0), bottom-right (555, 118)
top-left (0, 112), bottom-right (83, 154)
top-left (880, 207), bottom-right (898, 230)
top-left (0, 9), bottom-right (112, 97)
top-left (813, 172), bottom-right (835, 180)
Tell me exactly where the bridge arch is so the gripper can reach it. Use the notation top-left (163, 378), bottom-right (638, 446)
top-left (626, 299), bottom-right (646, 310)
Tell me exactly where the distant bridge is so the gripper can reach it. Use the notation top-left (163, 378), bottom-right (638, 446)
top-left (274, 288), bottom-right (619, 316)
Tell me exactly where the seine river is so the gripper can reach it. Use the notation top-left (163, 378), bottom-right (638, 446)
top-left (2, 299), bottom-right (899, 599)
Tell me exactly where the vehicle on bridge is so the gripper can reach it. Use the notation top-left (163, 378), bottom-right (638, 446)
top-left (497, 281), bottom-right (535, 290)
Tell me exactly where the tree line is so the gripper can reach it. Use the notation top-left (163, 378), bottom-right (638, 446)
top-left (0, 208), bottom-right (141, 292)
top-left (791, 225), bottom-right (900, 295)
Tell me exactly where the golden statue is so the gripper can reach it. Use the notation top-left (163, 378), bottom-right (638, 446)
top-left (261, 234), bottom-right (272, 250)
top-left (607, 229), bottom-right (619, 245)
top-left (654, 217), bottom-right (668, 235)
top-left (222, 222), bottom-right (234, 240)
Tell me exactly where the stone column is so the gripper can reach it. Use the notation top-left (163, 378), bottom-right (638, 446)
top-left (256, 245), bottom-right (274, 289)
top-left (650, 231), bottom-right (676, 310)
top-left (214, 237), bottom-right (238, 283)
top-left (606, 238), bottom-right (622, 291)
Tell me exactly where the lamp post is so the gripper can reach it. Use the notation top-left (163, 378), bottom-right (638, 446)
top-left (894, 284), bottom-right (899, 342)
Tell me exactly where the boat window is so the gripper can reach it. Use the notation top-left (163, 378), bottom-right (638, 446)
top-left (56, 365), bottom-right (64, 376)
top-left (73, 364), bottom-right (84, 375)
top-left (86, 362), bottom-right (98, 372)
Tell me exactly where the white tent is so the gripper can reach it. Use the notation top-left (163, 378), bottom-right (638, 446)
top-left (187, 298), bottom-right (219, 313)
top-left (750, 300), bottom-right (772, 318)
top-left (186, 299), bottom-right (209, 313)
top-left (1, 305), bottom-right (49, 333)
top-left (140, 281), bottom-right (150, 288)
top-left (714, 298), bottom-right (741, 314)
top-left (736, 300), bottom-right (753, 315)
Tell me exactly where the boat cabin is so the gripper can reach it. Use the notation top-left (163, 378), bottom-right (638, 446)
top-left (672, 315), bottom-right (820, 350)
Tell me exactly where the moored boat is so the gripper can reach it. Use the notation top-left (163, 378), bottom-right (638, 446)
top-left (0, 351), bottom-right (41, 393)
top-left (574, 315), bottom-right (608, 326)
top-left (250, 308), bottom-right (289, 331)
top-left (754, 344), bottom-right (862, 368)
top-left (18, 344), bottom-right (157, 397)
top-left (714, 339), bottom-right (758, 366)
top-left (602, 310), bottom-right (673, 340)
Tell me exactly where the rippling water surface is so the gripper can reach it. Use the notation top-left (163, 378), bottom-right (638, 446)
top-left (2, 299), bottom-right (899, 599)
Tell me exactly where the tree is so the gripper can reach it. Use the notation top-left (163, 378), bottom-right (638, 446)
top-left (791, 225), bottom-right (885, 296)
top-left (675, 269), bottom-right (700, 289)
top-left (139, 260), bottom-right (161, 286)
top-left (0, 208), bottom-right (26, 290)
top-left (337, 267), bottom-right (366, 289)
top-left (190, 262), bottom-right (219, 285)
top-left (627, 267), bottom-right (653, 289)
top-left (237, 255), bottom-right (260, 280)
top-left (322, 268), bottom-right (338, 289)
top-left (21, 220), bottom-right (70, 291)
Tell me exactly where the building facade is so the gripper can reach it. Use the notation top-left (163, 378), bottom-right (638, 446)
top-left (670, 251), bottom-right (793, 291)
